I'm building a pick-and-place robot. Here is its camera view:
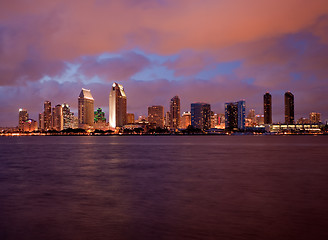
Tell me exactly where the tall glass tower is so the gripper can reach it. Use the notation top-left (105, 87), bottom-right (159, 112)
top-left (264, 92), bottom-right (272, 124)
top-left (191, 103), bottom-right (211, 130)
top-left (225, 100), bottom-right (245, 131)
top-left (44, 101), bottom-right (52, 131)
top-left (109, 83), bottom-right (127, 129)
top-left (170, 96), bottom-right (180, 130)
top-left (148, 105), bottom-right (164, 128)
top-left (78, 88), bottom-right (94, 129)
top-left (284, 91), bottom-right (294, 124)
top-left (18, 108), bottom-right (28, 131)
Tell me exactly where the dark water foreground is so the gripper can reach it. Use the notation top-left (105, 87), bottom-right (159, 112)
top-left (0, 136), bottom-right (328, 240)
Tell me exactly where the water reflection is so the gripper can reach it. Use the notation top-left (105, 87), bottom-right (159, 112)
top-left (0, 136), bottom-right (328, 240)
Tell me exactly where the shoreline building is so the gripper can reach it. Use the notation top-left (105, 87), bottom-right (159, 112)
top-left (52, 104), bottom-right (63, 131)
top-left (191, 103), bottom-right (211, 130)
top-left (38, 113), bottom-right (44, 130)
top-left (284, 91), bottom-right (294, 124)
top-left (44, 101), bottom-right (52, 131)
top-left (94, 108), bottom-right (107, 130)
top-left (309, 112), bottom-right (321, 124)
top-left (148, 106), bottom-right (164, 128)
top-left (165, 111), bottom-right (170, 128)
top-left (22, 119), bottom-right (38, 132)
top-left (18, 109), bottom-right (28, 131)
top-left (264, 92), bottom-right (272, 124)
top-left (225, 100), bottom-right (246, 131)
top-left (109, 83), bottom-right (127, 129)
top-left (126, 113), bottom-right (135, 124)
top-left (62, 103), bottom-right (74, 129)
top-left (210, 112), bottom-right (218, 128)
top-left (170, 96), bottom-right (180, 130)
top-left (78, 88), bottom-right (94, 129)
top-left (181, 112), bottom-right (191, 129)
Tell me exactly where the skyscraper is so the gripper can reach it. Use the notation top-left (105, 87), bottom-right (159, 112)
top-left (94, 108), bottom-right (107, 130)
top-left (170, 96), bottom-right (180, 130)
top-left (264, 92), bottom-right (272, 124)
top-left (165, 111), bottom-right (170, 127)
top-left (62, 103), bottom-right (74, 129)
top-left (181, 112), bottom-right (191, 129)
top-left (44, 101), bottom-right (52, 130)
top-left (210, 112), bottom-right (218, 128)
top-left (225, 100), bottom-right (246, 131)
top-left (39, 112), bottom-right (44, 130)
top-left (18, 108), bottom-right (28, 131)
top-left (126, 113), bottom-right (135, 124)
top-left (285, 91), bottom-right (294, 124)
top-left (309, 112), bottom-right (321, 124)
top-left (191, 103), bottom-right (211, 130)
top-left (52, 104), bottom-right (63, 131)
top-left (148, 105), bottom-right (164, 128)
top-left (109, 82), bottom-right (127, 129)
top-left (78, 88), bottom-right (94, 129)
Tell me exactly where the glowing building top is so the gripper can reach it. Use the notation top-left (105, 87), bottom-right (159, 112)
top-left (109, 83), bottom-right (127, 129)
top-left (79, 88), bottom-right (94, 100)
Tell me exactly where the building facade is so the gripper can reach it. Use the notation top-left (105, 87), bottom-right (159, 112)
top-left (225, 100), bottom-right (246, 131)
top-left (52, 104), bottom-right (63, 131)
top-left (148, 105), bottom-right (164, 128)
top-left (191, 103), bottom-right (211, 130)
top-left (309, 112), bottom-right (321, 124)
top-left (126, 113), bottom-right (135, 124)
top-left (109, 83), bottom-right (127, 129)
top-left (210, 112), bottom-right (218, 128)
top-left (78, 88), bottom-right (94, 129)
top-left (44, 101), bottom-right (52, 130)
top-left (264, 92), bottom-right (272, 124)
top-left (181, 112), bottom-right (191, 129)
top-left (170, 96), bottom-right (180, 130)
top-left (18, 109), bottom-right (29, 131)
top-left (62, 103), bottom-right (75, 129)
top-left (284, 91), bottom-right (294, 124)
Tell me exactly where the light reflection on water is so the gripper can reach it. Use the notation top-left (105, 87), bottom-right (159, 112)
top-left (0, 136), bottom-right (328, 240)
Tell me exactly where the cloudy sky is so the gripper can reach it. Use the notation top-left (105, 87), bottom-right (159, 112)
top-left (1, 0), bottom-right (328, 126)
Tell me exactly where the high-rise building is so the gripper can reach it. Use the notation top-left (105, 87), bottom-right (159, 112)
top-left (44, 101), bottom-right (52, 130)
top-left (52, 104), bottom-right (63, 131)
top-left (285, 91), bottom-right (294, 124)
top-left (191, 103), bottom-right (211, 130)
top-left (165, 111), bottom-right (171, 127)
top-left (18, 109), bottom-right (28, 131)
top-left (39, 112), bottom-right (44, 130)
top-left (148, 105), bottom-right (164, 128)
top-left (62, 103), bottom-right (74, 129)
top-left (22, 119), bottom-right (38, 132)
top-left (217, 113), bottom-right (226, 129)
top-left (264, 92), bottom-right (272, 124)
top-left (126, 113), bottom-right (135, 124)
top-left (170, 96), bottom-right (180, 130)
top-left (246, 109), bottom-right (256, 127)
top-left (210, 112), bottom-right (218, 128)
top-left (94, 108), bottom-right (106, 123)
top-left (225, 100), bottom-right (246, 131)
top-left (94, 108), bottom-right (107, 130)
top-left (181, 112), bottom-right (191, 129)
top-left (78, 88), bottom-right (94, 129)
top-left (309, 112), bottom-right (321, 124)
top-left (109, 82), bottom-right (127, 129)
top-left (255, 114), bottom-right (264, 125)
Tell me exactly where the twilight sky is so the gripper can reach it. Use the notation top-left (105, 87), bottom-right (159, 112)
top-left (1, 0), bottom-right (328, 126)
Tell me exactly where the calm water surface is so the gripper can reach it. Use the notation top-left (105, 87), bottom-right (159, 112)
top-left (0, 135), bottom-right (328, 240)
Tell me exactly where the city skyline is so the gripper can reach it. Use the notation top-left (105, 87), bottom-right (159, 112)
top-left (1, 1), bottom-right (328, 126)
top-left (4, 87), bottom-right (327, 129)
top-left (13, 87), bottom-right (324, 132)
